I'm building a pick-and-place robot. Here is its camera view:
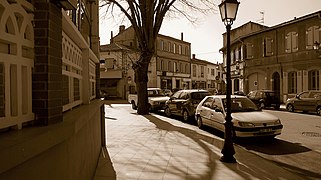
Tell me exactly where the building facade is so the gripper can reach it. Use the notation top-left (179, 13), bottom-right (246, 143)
top-left (222, 11), bottom-right (321, 102)
top-left (101, 26), bottom-right (191, 98)
top-left (0, 0), bottom-right (102, 179)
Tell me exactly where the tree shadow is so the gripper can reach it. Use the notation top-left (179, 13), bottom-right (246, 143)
top-left (143, 114), bottom-right (301, 180)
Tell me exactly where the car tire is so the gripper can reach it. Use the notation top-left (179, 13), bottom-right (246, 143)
top-left (196, 116), bottom-right (203, 129)
top-left (287, 104), bottom-right (294, 112)
top-left (148, 103), bottom-right (153, 113)
top-left (131, 101), bottom-right (137, 110)
top-left (165, 107), bottom-right (172, 117)
top-left (317, 107), bottom-right (321, 116)
top-left (259, 101), bottom-right (265, 109)
top-left (182, 110), bottom-right (190, 122)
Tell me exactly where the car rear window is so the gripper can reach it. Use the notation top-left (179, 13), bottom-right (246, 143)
top-left (191, 92), bottom-right (211, 100)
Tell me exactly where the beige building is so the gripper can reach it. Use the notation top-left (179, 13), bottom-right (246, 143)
top-left (100, 26), bottom-right (191, 98)
top-left (221, 11), bottom-right (321, 102)
top-left (191, 54), bottom-right (208, 89)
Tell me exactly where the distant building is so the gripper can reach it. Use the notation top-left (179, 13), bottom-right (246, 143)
top-left (191, 54), bottom-right (208, 89)
top-left (100, 26), bottom-right (191, 99)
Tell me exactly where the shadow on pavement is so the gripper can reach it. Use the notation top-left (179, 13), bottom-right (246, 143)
top-left (143, 114), bottom-right (298, 180)
top-left (238, 138), bottom-right (311, 155)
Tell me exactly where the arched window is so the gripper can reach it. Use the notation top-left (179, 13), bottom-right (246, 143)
top-left (308, 70), bottom-right (319, 90)
top-left (288, 71), bottom-right (297, 93)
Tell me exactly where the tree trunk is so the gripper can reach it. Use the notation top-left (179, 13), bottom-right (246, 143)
top-left (135, 52), bottom-right (152, 115)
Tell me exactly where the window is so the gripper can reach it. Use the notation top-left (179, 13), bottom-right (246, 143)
top-left (168, 61), bottom-right (172, 72)
top-left (306, 26), bottom-right (320, 49)
top-left (211, 69), bottom-right (214, 76)
top-left (173, 43), bottom-right (176, 53)
top-left (160, 60), bottom-right (164, 71)
top-left (178, 45), bottom-right (182, 54)
top-left (160, 40), bottom-right (164, 50)
top-left (201, 66), bottom-right (204, 77)
top-left (288, 71), bottom-right (297, 94)
top-left (245, 43), bottom-right (253, 59)
top-left (0, 63), bottom-right (4, 117)
top-left (168, 42), bottom-right (171, 52)
top-left (263, 37), bottom-right (273, 57)
top-left (234, 79), bottom-right (240, 91)
top-left (285, 32), bottom-right (298, 53)
top-left (192, 64), bottom-right (196, 77)
top-left (174, 62), bottom-right (177, 72)
top-left (308, 70), bottom-right (319, 90)
top-left (185, 46), bottom-right (189, 56)
top-left (185, 64), bottom-right (189, 74)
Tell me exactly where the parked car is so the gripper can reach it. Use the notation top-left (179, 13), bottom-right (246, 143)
top-left (195, 95), bottom-right (283, 138)
top-left (247, 90), bottom-right (280, 109)
top-left (128, 88), bottom-right (170, 112)
top-left (163, 89), bottom-right (173, 96)
top-left (164, 89), bottom-right (211, 121)
top-left (285, 91), bottom-right (321, 115)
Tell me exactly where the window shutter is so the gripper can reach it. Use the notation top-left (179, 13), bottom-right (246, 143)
top-left (314, 26), bottom-right (319, 44)
top-left (285, 33), bottom-right (291, 53)
top-left (292, 32), bottom-right (298, 52)
top-left (266, 38), bottom-right (272, 56)
top-left (306, 28), bottom-right (312, 49)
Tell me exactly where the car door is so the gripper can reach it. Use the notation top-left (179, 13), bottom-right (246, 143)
top-left (198, 97), bottom-right (214, 126)
top-left (209, 98), bottom-right (225, 132)
top-left (167, 91), bottom-right (182, 114)
top-left (294, 92), bottom-right (310, 110)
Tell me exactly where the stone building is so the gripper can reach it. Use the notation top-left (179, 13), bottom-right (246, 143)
top-left (100, 25), bottom-right (191, 98)
top-left (221, 11), bottom-right (321, 102)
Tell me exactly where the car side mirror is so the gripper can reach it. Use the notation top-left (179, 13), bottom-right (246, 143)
top-left (215, 108), bottom-right (222, 112)
top-left (295, 95), bottom-right (300, 99)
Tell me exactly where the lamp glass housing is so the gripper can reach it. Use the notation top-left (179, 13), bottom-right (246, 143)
top-left (219, 0), bottom-right (240, 26)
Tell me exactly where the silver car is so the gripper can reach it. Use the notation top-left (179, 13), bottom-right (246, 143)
top-left (286, 91), bottom-right (321, 115)
top-left (195, 95), bottom-right (283, 138)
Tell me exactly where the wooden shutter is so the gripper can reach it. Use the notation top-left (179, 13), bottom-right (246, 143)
top-left (292, 32), bottom-right (298, 52)
top-left (306, 27), bottom-right (313, 49)
top-left (285, 33), bottom-right (291, 53)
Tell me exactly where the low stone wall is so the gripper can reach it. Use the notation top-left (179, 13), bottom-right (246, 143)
top-left (0, 100), bottom-right (104, 180)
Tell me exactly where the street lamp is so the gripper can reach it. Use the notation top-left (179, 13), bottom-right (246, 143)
top-left (219, 0), bottom-right (240, 163)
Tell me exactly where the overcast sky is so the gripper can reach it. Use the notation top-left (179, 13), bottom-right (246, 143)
top-left (99, 0), bottom-right (321, 64)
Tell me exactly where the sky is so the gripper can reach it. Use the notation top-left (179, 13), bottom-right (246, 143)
top-left (99, 0), bottom-right (321, 64)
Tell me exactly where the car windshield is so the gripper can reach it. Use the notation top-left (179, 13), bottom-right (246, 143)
top-left (191, 92), bottom-right (211, 100)
top-left (222, 98), bottom-right (260, 112)
top-left (148, 89), bottom-right (165, 97)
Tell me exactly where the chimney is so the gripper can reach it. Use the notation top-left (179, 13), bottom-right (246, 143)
top-left (110, 31), bottom-right (113, 43)
top-left (119, 25), bottom-right (125, 34)
top-left (192, 54), bottom-right (195, 59)
top-left (181, 32), bottom-right (184, 41)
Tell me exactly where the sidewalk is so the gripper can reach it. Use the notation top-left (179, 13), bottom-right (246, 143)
top-left (94, 100), bottom-right (304, 180)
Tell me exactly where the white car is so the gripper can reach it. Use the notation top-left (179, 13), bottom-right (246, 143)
top-left (195, 95), bottom-right (283, 138)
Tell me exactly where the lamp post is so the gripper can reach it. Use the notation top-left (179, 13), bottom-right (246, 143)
top-left (219, 0), bottom-right (240, 163)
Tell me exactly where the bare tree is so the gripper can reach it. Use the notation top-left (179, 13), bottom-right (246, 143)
top-left (100, 0), bottom-right (217, 115)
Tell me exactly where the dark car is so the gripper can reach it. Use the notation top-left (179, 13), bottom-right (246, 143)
top-left (286, 91), bottom-right (321, 115)
top-left (164, 89), bottom-right (211, 121)
top-left (247, 90), bottom-right (280, 109)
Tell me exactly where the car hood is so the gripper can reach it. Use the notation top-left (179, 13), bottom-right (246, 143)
top-left (149, 96), bottom-right (170, 102)
top-left (232, 111), bottom-right (279, 122)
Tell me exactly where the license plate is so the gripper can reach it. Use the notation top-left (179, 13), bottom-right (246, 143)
top-left (260, 128), bottom-right (272, 132)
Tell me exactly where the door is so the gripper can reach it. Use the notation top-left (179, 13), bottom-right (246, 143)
top-left (199, 97), bottom-right (214, 126)
top-left (209, 98), bottom-right (225, 132)
top-left (272, 72), bottom-right (281, 101)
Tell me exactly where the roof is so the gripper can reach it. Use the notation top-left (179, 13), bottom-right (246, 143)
top-left (100, 43), bottom-right (136, 52)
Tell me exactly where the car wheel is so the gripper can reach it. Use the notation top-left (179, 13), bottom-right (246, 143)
top-left (165, 107), bottom-right (172, 117)
top-left (131, 101), bottom-right (137, 110)
top-left (287, 104), bottom-right (294, 112)
top-left (317, 107), bottom-right (321, 116)
top-left (259, 102), bottom-right (265, 109)
top-left (148, 103), bottom-right (153, 113)
top-left (196, 116), bottom-right (203, 129)
top-left (182, 110), bottom-right (189, 122)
